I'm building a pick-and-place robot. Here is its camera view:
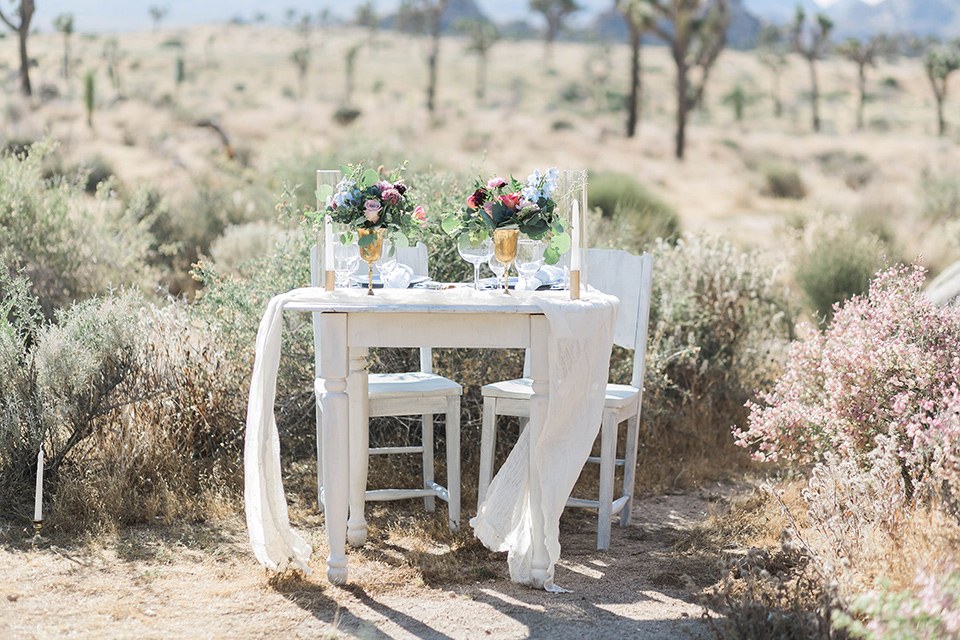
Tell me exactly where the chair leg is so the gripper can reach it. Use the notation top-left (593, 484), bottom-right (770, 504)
top-left (422, 414), bottom-right (436, 512)
top-left (597, 408), bottom-right (618, 551)
top-left (621, 414), bottom-right (640, 527)
top-left (315, 391), bottom-right (324, 512)
top-left (477, 397), bottom-right (497, 511)
top-left (445, 396), bottom-right (461, 531)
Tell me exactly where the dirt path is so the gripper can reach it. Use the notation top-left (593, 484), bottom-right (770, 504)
top-left (0, 484), bottom-right (735, 639)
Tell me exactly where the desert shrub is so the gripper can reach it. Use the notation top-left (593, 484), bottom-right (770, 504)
top-left (736, 263), bottom-right (960, 505)
top-left (625, 234), bottom-right (797, 487)
top-left (921, 169), bottom-right (960, 223)
top-left (761, 162), bottom-right (807, 199)
top-left (816, 150), bottom-right (876, 190)
top-left (837, 567), bottom-right (960, 639)
top-left (588, 172), bottom-right (680, 250)
top-left (73, 155), bottom-right (115, 194)
top-left (0, 268), bottom-right (243, 530)
top-left (333, 106), bottom-right (362, 126)
top-left (208, 221), bottom-right (284, 273)
top-left (793, 213), bottom-right (886, 322)
top-left (0, 139), bottom-right (158, 315)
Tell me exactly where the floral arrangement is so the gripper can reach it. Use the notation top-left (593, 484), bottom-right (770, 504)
top-left (442, 167), bottom-right (569, 264)
top-left (311, 163), bottom-right (424, 248)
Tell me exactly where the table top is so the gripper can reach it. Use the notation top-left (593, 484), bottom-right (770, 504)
top-left (280, 287), bottom-right (575, 315)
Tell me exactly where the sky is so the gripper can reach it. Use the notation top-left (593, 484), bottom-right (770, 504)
top-left (30, 0), bottom-right (886, 33)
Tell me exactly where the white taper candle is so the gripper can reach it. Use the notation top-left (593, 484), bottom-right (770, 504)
top-left (571, 199), bottom-right (581, 271)
top-left (34, 446), bottom-right (43, 521)
top-left (324, 197), bottom-right (335, 272)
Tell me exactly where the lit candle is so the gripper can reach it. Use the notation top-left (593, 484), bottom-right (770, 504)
top-left (324, 197), bottom-right (335, 273)
top-left (571, 199), bottom-right (581, 271)
top-left (34, 446), bottom-right (43, 521)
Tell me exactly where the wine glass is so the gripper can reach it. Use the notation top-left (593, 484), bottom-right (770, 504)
top-left (515, 239), bottom-right (544, 291)
top-left (487, 254), bottom-right (506, 291)
top-left (458, 237), bottom-right (494, 290)
top-left (333, 242), bottom-right (360, 288)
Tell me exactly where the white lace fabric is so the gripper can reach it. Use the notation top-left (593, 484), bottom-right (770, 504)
top-left (244, 287), bottom-right (619, 586)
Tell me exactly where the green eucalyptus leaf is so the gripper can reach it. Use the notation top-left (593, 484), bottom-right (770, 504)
top-left (362, 169), bottom-right (379, 186)
top-left (550, 231), bottom-right (571, 254)
top-left (339, 164), bottom-right (350, 177)
top-left (543, 245), bottom-right (562, 265)
top-left (441, 215), bottom-right (460, 235)
top-left (358, 233), bottom-right (376, 247)
top-left (316, 184), bottom-right (334, 201)
top-left (394, 234), bottom-right (409, 249)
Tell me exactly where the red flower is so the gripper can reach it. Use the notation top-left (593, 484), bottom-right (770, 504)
top-left (414, 205), bottom-right (426, 221)
top-left (500, 193), bottom-right (520, 210)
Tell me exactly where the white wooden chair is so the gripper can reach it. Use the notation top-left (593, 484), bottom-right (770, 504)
top-left (476, 248), bottom-right (653, 549)
top-left (310, 241), bottom-right (462, 530)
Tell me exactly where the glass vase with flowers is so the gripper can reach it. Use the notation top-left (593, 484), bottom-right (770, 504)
top-left (309, 163), bottom-right (424, 295)
top-left (443, 167), bottom-right (569, 293)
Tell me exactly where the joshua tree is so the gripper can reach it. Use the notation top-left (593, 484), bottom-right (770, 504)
top-left (616, 0), bottom-right (654, 138)
top-left (529, 0), bottom-right (580, 62)
top-left (0, 1), bottom-right (35, 96)
top-left (924, 43), bottom-right (960, 136)
top-left (291, 47), bottom-right (310, 100)
top-left (84, 70), bottom-right (95, 128)
top-left (53, 13), bottom-right (74, 80)
top-left (355, 2), bottom-right (379, 45)
top-left (756, 24), bottom-right (789, 118)
top-left (792, 7), bottom-right (833, 133)
top-left (457, 19), bottom-right (499, 100)
top-left (836, 35), bottom-right (893, 130)
top-left (642, 0), bottom-right (731, 160)
top-left (344, 42), bottom-right (362, 104)
top-left (721, 82), bottom-right (758, 122)
top-left (103, 38), bottom-right (125, 95)
top-left (148, 5), bottom-right (169, 31)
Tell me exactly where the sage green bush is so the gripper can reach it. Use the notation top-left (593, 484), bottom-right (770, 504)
top-left (793, 213), bottom-right (886, 322)
top-left (588, 172), bottom-right (680, 250)
top-left (760, 162), bottom-right (807, 199)
top-left (0, 139), bottom-right (157, 316)
top-left (613, 233), bottom-right (798, 487)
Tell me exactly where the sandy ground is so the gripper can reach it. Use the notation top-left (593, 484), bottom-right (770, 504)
top-left (0, 483), bottom-right (739, 639)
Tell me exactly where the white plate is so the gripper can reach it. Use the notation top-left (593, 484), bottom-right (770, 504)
top-left (350, 274), bottom-right (430, 288)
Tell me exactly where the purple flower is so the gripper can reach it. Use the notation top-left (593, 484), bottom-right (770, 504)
top-left (364, 199), bottom-right (381, 223)
top-left (381, 188), bottom-right (401, 206)
top-left (394, 182), bottom-right (407, 195)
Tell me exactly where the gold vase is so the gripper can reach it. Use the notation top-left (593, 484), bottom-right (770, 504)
top-left (493, 228), bottom-right (519, 294)
top-left (357, 228), bottom-right (385, 296)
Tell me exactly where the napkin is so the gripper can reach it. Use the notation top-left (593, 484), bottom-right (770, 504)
top-left (383, 263), bottom-right (414, 289)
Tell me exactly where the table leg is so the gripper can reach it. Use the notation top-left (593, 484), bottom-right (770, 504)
top-left (347, 347), bottom-right (369, 547)
top-left (527, 315), bottom-right (551, 589)
top-left (319, 313), bottom-right (349, 585)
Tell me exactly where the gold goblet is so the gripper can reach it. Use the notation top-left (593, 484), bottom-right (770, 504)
top-left (492, 228), bottom-right (519, 295)
top-left (357, 228), bottom-right (385, 295)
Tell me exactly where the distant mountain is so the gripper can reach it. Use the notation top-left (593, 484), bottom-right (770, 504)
top-left (743, 0), bottom-right (960, 39)
top-left (742, 0), bottom-right (821, 24)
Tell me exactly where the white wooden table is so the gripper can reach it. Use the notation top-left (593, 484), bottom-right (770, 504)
top-left (252, 287), bottom-right (618, 589)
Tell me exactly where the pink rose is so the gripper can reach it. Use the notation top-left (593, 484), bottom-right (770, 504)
top-left (467, 195), bottom-right (477, 209)
top-left (364, 199), bottom-right (381, 223)
top-left (500, 193), bottom-right (519, 210)
top-left (414, 205), bottom-right (425, 221)
top-left (381, 188), bottom-right (401, 206)
top-left (487, 177), bottom-right (506, 189)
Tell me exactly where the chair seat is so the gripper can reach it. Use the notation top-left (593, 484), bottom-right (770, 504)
top-left (369, 372), bottom-right (462, 398)
top-left (482, 378), bottom-right (639, 409)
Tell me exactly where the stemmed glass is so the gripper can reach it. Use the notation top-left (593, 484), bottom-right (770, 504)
top-left (458, 237), bottom-right (494, 290)
top-left (515, 239), bottom-right (544, 291)
top-left (487, 254), bottom-right (506, 291)
top-left (333, 241), bottom-right (360, 288)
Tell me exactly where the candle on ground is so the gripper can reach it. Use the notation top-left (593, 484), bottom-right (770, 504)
top-left (34, 446), bottom-right (43, 521)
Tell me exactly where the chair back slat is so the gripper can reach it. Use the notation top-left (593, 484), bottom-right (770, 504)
top-left (585, 249), bottom-right (654, 389)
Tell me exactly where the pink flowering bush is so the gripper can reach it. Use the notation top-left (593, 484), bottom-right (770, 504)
top-left (735, 263), bottom-right (960, 504)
